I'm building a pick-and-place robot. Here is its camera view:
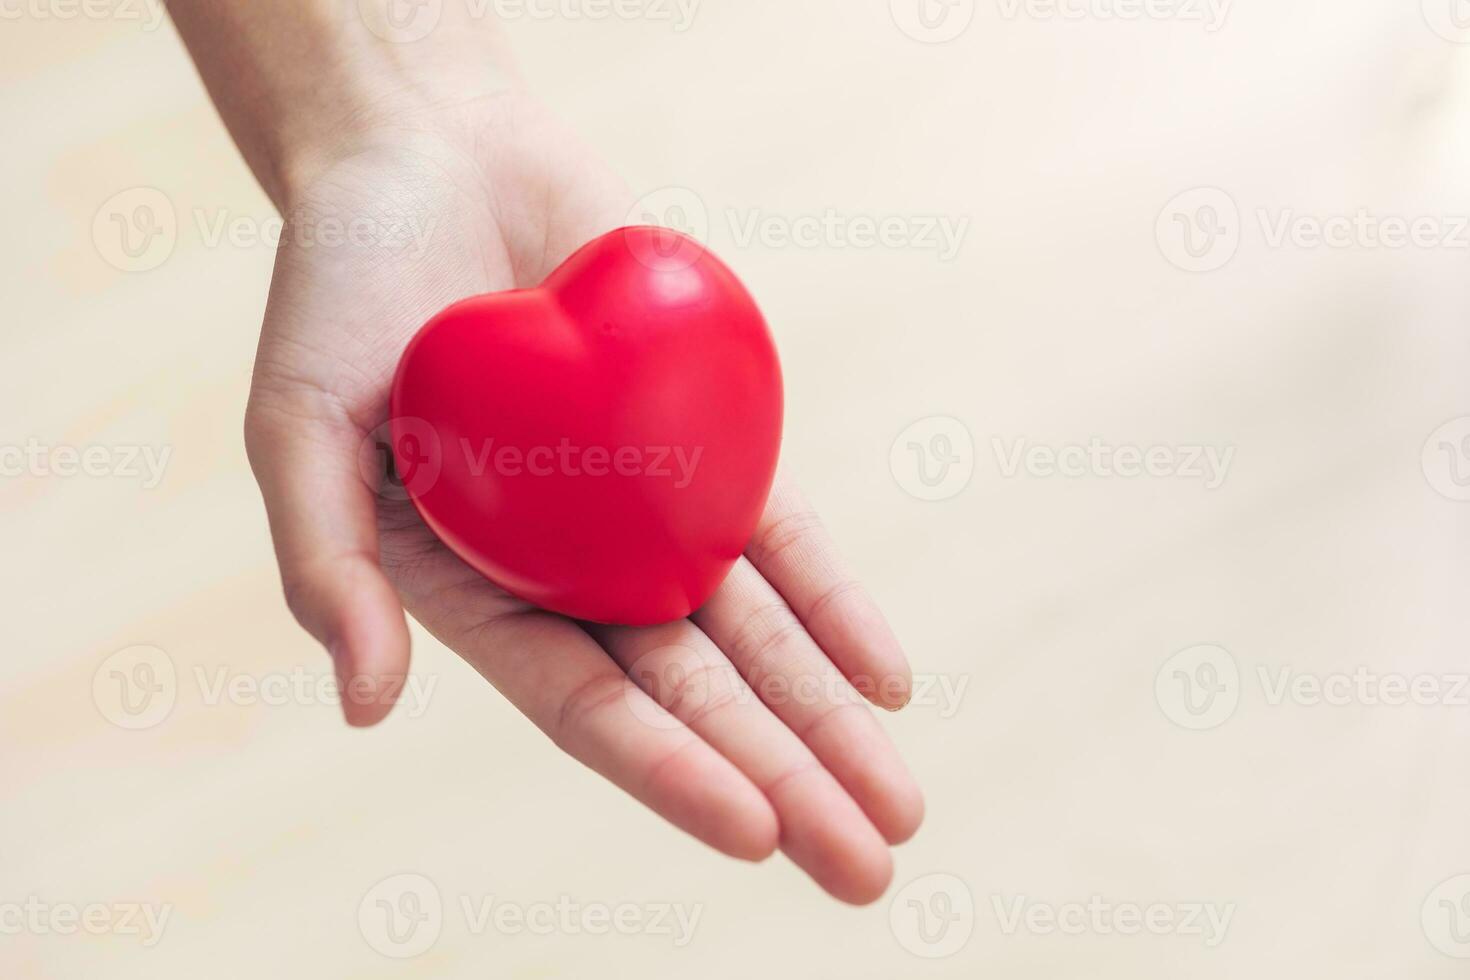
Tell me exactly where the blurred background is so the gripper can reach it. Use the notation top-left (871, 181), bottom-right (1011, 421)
top-left (5, 0), bottom-right (1470, 975)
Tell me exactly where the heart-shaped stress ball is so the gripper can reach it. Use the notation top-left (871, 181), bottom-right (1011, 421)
top-left (389, 227), bottom-right (783, 626)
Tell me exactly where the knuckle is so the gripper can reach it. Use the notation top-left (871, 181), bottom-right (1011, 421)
top-left (727, 602), bottom-right (803, 685)
top-left (278, 572), bottom-right (319, 631)
top-left (804, 578), bottom-right (867, 625)
top-left (661, 660), bottom-right (742, 724)
top-left (748, 509), bottom-right (824, 566)
top-left (795, 699), bottom-right (862, 741)
top-left (553, 673), bottom-right (633, 750)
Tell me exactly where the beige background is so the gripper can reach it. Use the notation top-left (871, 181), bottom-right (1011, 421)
top-left (5, 0), bottom-right (1470, 975)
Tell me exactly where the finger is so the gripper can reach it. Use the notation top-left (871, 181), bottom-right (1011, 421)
top-left (409, 579), bottom-right (779, 861)
top-left (745, 473), bottom-right (913, 709)
top-left (589, 619), bottom-right (893, 905)
top-left (693, 560), bottom-right (925, 845)
top-left (244, 392), bottom-right (410, 727)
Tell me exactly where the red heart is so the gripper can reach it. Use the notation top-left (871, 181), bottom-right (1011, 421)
top-left (389, 227), bottom-right (784, 626)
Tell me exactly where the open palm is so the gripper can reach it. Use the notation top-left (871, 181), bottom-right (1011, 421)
top-left (242, 95), bottom-right (922, 904)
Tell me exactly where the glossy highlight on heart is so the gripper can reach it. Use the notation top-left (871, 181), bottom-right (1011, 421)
top-left (389, 226), bottom-right (784, 626)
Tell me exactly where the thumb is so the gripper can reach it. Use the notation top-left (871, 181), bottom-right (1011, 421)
top-left (244, 390), bottom-right (411, 727)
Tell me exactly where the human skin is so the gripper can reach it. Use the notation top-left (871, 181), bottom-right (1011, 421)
top-left (168, 0), bottom-right (923, 904)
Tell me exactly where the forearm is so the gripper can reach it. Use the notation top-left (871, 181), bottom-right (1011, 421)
top-left (169, 0), bottom-right (519, 209)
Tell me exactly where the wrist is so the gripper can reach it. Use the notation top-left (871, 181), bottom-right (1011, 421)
top-left (171, 0), bottom-right (521, 209)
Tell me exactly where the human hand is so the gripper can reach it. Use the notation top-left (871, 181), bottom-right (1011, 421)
top-left (172, 2), bottom-right (923, 902)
